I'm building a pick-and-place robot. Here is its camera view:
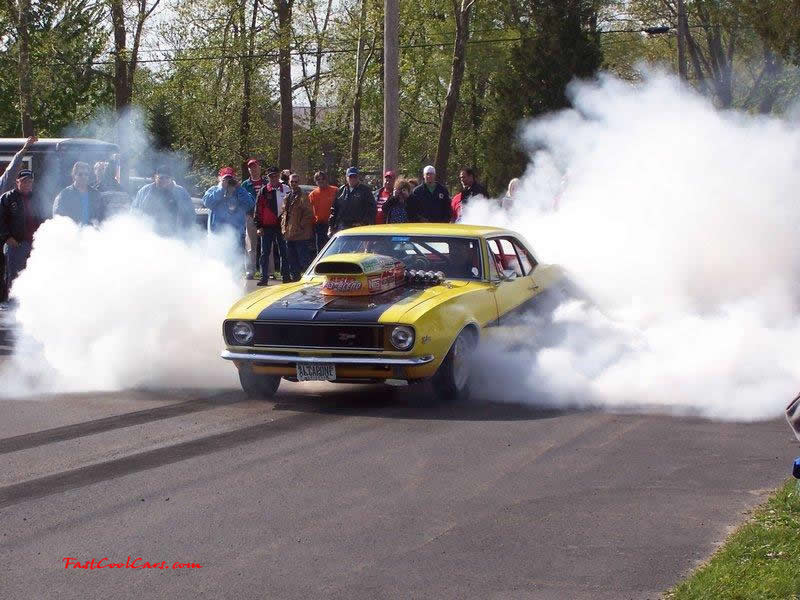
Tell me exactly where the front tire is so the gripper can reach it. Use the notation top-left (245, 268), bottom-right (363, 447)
top-left (238, 365), bottom-right (281, 399)
top-left (432, 328), bottom-right (476, 401)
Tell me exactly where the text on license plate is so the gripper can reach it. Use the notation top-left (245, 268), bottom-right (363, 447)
top-left (296, 363), bottom-right (336, 381)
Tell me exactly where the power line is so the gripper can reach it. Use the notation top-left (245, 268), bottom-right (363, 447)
top-left (11, 36), bottom-right (527, 67)
top-left (2, 24), bottom-right (719, 69)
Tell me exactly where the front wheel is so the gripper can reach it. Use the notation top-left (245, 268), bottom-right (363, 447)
top-left (432, 328), bottom-right (476, 401)
top-left (238, 365), bottom-right (281, 399)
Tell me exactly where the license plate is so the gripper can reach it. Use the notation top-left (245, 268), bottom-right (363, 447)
top-left (296, 363), bottom-right (336, 381)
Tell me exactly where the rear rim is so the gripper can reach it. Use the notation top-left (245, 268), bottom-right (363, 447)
top-left (452, 333), bottom-right (471, 391)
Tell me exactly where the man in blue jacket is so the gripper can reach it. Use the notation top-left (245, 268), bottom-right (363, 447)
top-left (52, 161), bottom-right (106, 225)
top-left (130, 165), bottom-right (196, 238)
top-left (203, 166), bottom-right (255, 274)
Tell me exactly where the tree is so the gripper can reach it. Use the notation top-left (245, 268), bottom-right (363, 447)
top-left (238, 0), bottom-right (261, 172)
top-left (349, 0), bottom-right (377, 167)
top-left (434, 0), bottom-right (475, 185)
top-left (0, 0), bottom-right (110, 136)
top-left (484, 0), bottom-right (603, 192)
top-left (3, 0), bottom-right (34, 135)
top-left (109, 0), bottom-right (161, 113)
top-left (295, 0), bottom-right (334, 129)
top-left (274, 0), bottom-right (295, 168)
top-left (626, 0), bottom-right (796, 112)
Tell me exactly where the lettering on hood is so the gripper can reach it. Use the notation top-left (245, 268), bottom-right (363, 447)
top-left (322, 277), bottom-right (363, 293)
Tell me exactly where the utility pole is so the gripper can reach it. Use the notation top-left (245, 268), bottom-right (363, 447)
top-left (677, 0), bottom-right (688, 79)
top-left (383, 0), bottom-right (398, 175)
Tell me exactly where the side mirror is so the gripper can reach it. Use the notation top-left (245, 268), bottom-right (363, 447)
top-left (500, 269), bottom-right (517, 281)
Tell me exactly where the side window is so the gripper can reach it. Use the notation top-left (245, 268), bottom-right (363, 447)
top-left (498, 238), bottom-right (524, 277)
top-left (511, 238), bottom-right (537, 275)
top-left (486, 239), bottom-right (503, 279)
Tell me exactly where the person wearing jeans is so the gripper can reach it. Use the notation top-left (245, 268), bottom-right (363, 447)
top-left (254, 169), bottom-right (291, 285)
top-left (280, 174), bottom-right (314, 282)
top-left (0, 169), bottom-right (45, 300)
top-left (257, 226), bottom-right (283, 286)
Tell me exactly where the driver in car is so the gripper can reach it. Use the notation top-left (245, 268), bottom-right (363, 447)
top-left (446, 241), bottom-right (478, 279)
top-left (367, 238), bottom-right (397, 258)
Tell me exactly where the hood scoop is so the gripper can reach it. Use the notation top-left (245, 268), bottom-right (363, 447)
top-left (314, 253), bottom-right (406, 296)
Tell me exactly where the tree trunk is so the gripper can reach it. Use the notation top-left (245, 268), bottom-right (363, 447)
top-left (310, 47), bottom-right (323, 129)
top-left (239, 0), bottom-right (259, 170)
top-left (434, 0), bottom-right (473, 187)
top-left (311, 0), bottom-right (332, 129)
top-left (111, 0), bottom-right (131, 112)
top-left (276, 0), bottom-right (294, 169)
top-left (676, 0), bottom-right (688, 79)
top-left (349, 0), bottom-right (369, 167)
top-left (16, 0), bottom-right (34, 135)
top-left (350, 96), bottom-right (362, 168)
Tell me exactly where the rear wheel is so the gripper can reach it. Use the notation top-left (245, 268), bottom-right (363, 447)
top-left (432, 328), bottom-right (476, 401)
top-left (238, 365), bottom-right (281, 399)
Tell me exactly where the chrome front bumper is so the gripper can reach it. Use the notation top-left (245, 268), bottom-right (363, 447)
top-left (221, 350), bottom-right (435, 365)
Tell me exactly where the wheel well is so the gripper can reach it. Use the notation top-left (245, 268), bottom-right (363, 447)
top-left (461, 323), bottom-right (480, 341)
top-left (446, 323), bottom-right (479, 354)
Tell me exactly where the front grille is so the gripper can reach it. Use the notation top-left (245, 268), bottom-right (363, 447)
top-left (252, 322), bottom-right (383, 350)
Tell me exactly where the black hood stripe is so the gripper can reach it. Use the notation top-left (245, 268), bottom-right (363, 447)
top-left (257, 284), bottom-right (427, 322)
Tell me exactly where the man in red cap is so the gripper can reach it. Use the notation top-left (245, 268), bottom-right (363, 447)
top-left (373, 170), bottom-right (395, 225)
top-left (241, 159), bottom-right (265, 279)
top-left (202, 167), bottom-right (256, 274)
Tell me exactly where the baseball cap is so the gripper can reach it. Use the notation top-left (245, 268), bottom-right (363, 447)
top-left (346, 167), bottom-right (359, 177)
top-left (384, 170), bottom-right (395, 178)
top-left (266, 166), bottom-right (280, 175)
top-left (16, 169), bottom-right (33, 180)
top-left (247, 158), bottom-right (260, 167)
top-left (218, 166), bottom-right (236, 178)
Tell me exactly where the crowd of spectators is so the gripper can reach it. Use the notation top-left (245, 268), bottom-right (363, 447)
top-left (0, 137), bottom-right (513, 300)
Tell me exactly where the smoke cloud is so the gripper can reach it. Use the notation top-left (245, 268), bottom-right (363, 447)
top-left (465, 69), bottom-right (800, 421)
top-left (1, 215), bottom-right (241, 396)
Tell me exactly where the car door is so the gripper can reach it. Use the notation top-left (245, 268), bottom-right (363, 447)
top-left (486, 236), bottom-right (542, 323)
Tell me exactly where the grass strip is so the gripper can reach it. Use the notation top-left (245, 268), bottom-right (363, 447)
top-left (665, 479), bottom-right (800, 600)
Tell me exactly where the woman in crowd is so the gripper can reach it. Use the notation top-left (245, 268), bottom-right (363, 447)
top-left (501, 177), bottom-right (520, 210)
top-left (382, 178), bottom-right (411, 223)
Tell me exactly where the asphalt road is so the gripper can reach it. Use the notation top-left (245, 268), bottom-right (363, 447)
top-left (0, 371), bottom-right (796, 600)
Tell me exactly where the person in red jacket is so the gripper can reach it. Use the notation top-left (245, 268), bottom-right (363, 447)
top-left (254, 166), bottom-right (290, 285)
top-left (374, 170), bottom-right (395, 224)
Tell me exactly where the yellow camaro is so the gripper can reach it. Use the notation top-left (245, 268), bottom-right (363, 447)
top-left (221, 223), bottom-right (568, 400)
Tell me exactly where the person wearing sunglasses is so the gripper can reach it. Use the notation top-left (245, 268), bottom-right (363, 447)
top-left (53, 161), bottom-right (107, 225)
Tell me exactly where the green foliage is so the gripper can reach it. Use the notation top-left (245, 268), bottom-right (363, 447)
top-left (0, 0), bottom-right (112, 136)
top-left (2, 0), bottom-right (800, 190)
top-left (666, 479), bottom-right (800, 600)
top-left (484, 1), bottom-right (604, 194)
top-left (746, 0), bottom-right (800, 61)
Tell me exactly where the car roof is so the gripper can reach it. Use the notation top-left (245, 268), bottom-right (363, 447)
top-left (341, 223), bottom-right (507, 237)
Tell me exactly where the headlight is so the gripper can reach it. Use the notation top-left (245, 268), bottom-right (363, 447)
top-left (231, 321), bottom-right (254, 345)
top-left (390, 325), bottom-right (415, 350)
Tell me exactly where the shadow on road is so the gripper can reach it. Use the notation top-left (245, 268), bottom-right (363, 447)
top-left (0, 384), bottom-right (575, 509)
top-left (0, 391), bottom-right (241, 455)
top-left (272, 383), bottom-right (573, 423)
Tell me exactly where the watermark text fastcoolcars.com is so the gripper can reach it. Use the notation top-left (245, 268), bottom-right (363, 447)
top-left (62, 557), bottom-right (203, 570)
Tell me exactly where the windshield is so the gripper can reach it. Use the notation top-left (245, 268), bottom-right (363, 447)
top-left (318, 234), bottom-right (483, 280)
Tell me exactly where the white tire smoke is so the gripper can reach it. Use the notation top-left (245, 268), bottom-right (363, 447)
top-left (1, 215), bottom-right (243, 395)
top-left (465, 69), bottom-right (800, 421)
